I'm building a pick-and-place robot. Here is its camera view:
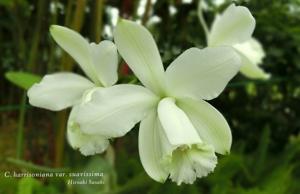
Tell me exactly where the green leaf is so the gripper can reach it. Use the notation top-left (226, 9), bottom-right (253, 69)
top-left (0, 175), bottom-right (18, 193)
top-left (5, 71), bottom-right (42, 90)
top-left (17, 177), bottom-right (41, 194)
top-left (74, 156), bottom-right (116, 194)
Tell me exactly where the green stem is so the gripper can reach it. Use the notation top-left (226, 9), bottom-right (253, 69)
top-left (28, 0), bottom-right (46, 71)
top-left (142, 0), bottom-right (152, 25)
top-left (65, 0), bottom-right (73, 26)
top-left (71, 0), bottom-right (87, 31)
top-left (54, 110), bottom-right (67, 167)
top-left (16, 92), bottom-right (26, 159)
top-left (48, 0), bottom-right (59, 72)
top-left (92, 0), bottom-right (105, 43)
top-left (198, 0), bottom-right (209, 44)
top-left (105, 146), bottom-right (117, 190)
top-left (7, 157), bottom-right (69, 172)
top-left (11, 0), bottom-right (26, 64)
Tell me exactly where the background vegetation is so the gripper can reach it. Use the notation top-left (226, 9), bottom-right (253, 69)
top-left (0, 0), bottom-right (299, 193)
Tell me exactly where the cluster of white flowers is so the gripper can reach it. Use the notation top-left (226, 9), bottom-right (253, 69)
top-left (27, 4), bottom-right (269, 185)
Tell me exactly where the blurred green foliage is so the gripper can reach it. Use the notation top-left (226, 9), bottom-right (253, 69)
top-left (0, 0), bottom-right (299, 194)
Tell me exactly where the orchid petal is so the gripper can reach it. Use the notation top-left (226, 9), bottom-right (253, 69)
top-left (208, 4), bottom-right (255, 46)
top-left (168, 144), bottom-right (217, 185)
top-left (50, 25), bottom-right (99, 84)
top-left (238, 52), bottom-right (270, 80)
top-left (27, 73), bottom-right (94, 111)
top-left (114, 19), bottom-right (165, 95)
top-left (90, 40), bottom-right (119, 87)
top-left (166, 47), bottom-right (241, 100)
top-left (139, 109), bottom-right (217, 185)
top-left (233, 38), bottom-right (270, 79)
top-left (177, 98), bottom-right (232, 154)
top-left (75, 84), bottom-right (158, 137)
top-left (157, 98), bottom-right (202, 146)
top-left (139, 111), bottom-right (170, 182)
top-left (234, 38), bottom-right (265, 65)
top-left (67, 106), bottom-right (109, 156)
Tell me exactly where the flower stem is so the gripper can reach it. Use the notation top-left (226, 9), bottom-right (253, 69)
top-left (28, 0), bottom-right (46, 71)
top-left (92, 0), bottom-right (105, 43)
top-left (142, 0), bottom-right (152, 25)
top-left (54, 110), bottom-right (67, 167)
top-left (198, 0), bottom-right (209, 44)
top-left (16, 92), bottom-right (27, 159)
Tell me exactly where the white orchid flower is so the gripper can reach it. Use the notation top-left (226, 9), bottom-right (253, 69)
top-left (207, 4), bottom-right (270, 79)
top-left (27, 25), bottom-right (119, 156)
top-left (74, 19), bottom-right (242, 184)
